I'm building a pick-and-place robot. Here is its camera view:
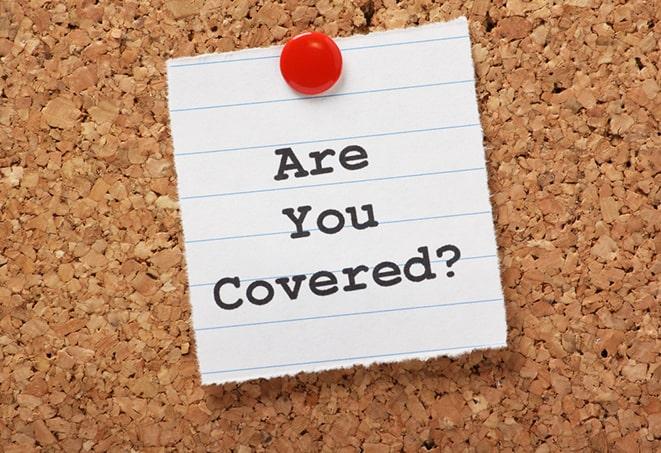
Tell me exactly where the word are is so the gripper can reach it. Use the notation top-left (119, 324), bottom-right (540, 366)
top-left (282, 204), bottom-right (379, 239)
top-left (273, 144), bottom-right (368, 181)
top-left (213, 244), bottom-right (461, 310)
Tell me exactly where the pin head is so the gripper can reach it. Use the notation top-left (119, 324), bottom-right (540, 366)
top-left (280, 32), bottom-right (342, 95)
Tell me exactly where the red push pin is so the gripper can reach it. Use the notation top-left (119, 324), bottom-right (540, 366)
top-left (280, 32), bottom-right (342, 95)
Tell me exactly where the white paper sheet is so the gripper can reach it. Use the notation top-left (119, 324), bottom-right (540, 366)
top-left (167, 17), bottom-right (507, 384)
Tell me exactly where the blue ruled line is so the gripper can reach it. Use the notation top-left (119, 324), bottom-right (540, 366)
top-left (189, 254), bottom-right (498, 288)
top-left (168, 35), bottom-right (469, 68)
top-left (200, 341), bottom-right (507, 375)
top-left (186, 229), bottom-right (292, 244)
top-left (180, 167), bottom-right (485, 201)
top-left (175, 123), bottom-right (480, 157)
top-left (170, 79), bottom-right (474, 112)
top-left (185, 210), bottom-right (491, 244)
top-left (195, 297), bottom-right (503, 332)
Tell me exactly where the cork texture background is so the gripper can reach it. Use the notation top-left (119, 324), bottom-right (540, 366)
top-left (0, 0), bottom-right (659, 451)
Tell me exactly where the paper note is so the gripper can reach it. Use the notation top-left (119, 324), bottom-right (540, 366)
top-left (167, 17), bottom-right (507, 384)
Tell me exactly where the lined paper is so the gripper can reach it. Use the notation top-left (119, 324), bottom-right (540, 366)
top-left (167, 17), bottom-right (507, 384)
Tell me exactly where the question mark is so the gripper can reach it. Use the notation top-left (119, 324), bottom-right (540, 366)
top-left (436, 244), bottom-right (461, 277)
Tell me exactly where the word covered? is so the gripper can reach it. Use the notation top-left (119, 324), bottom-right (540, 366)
top-left (214, 244), bottom-right (461, 310)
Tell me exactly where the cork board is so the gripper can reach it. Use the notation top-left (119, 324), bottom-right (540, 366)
top-left (0, 0), bottom-right (658, 451)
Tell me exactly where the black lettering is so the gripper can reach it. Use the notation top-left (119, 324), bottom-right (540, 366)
top-left (282, 206), bottom-right (312, 239)
top-left (246, 280), bottom-right (274, 305)
top-left (345, 204), bottom-right (379, 230)
top-left (436, 244), bottom-right (461, 277)
top-left (372, 261), bottom-right (402, 287)
top-left (341, 265), bottom-right (369, 291)
top-left (213, 277), bottom-right (242, 310)
top-left (339, 145), bottom-right (368, 171)
top-left (274, 275), bottom-right (307, 300)
top-left (309, 271), bottom-right (338, 296)
top-left (274, 147), bottom-right (309, 181)
top-left (317, 209), bottom-right (345, 234)
top-left (309, 149), bottom-right (336, 176)
top-left (404, 246), bottom-right (437, 282)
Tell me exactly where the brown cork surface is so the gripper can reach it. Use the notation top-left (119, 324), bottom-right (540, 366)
top-left (0, 0), bottom-right (659, 451)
